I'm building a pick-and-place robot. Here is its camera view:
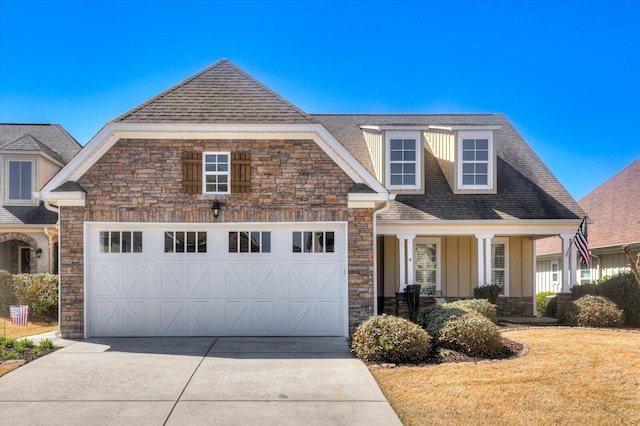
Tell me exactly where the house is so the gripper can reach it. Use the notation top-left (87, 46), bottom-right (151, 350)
top-left (39, 59), bottom-right (583, 338)
top-left (0, 124), bottom-right (81, 275)
top-left (536, 158), bottom-right (640, 292)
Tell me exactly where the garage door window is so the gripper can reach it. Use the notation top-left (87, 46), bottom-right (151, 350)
top-left (99, 231), bottom-right (142, 253)
top-left (292, 231), bottom-right (335, 253)
top-left (229, 231), bottom-right (271, 253)
top-left (164, 231), bottom-right (207, 253)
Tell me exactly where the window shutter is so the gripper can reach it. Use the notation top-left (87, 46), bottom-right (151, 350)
top-left (231, 152), bottom-right (251, 194)
top-left (181, 151), bottom-right (202, 194)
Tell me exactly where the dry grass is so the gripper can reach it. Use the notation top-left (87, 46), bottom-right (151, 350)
top-left (371, 328), bottom-right (640, 426)
top-left (0, 314), bottom-right (57, 339)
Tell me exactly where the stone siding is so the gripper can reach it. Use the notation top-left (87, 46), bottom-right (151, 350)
top-left (59, 138), bottom-right (373, 338)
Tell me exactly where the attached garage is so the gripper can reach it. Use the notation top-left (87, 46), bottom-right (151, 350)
top-left (85, 222), bottom-right (347, 337)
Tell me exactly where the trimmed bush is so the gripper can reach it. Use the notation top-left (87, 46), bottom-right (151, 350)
top-left (443, 299), bottom-right (497, 323)
top-left (11, 274), bottom-right (59, 321)
top-left (536, 291), bottom-right (555, 316)
top-left (572, 283), bottom-right (598, 300)
top-left (566, 295), bottom-right (624, 328)
top-left (473, 284), bottom-right (503, 304)
top-left (417, 304), bottom-right (503, 357)
top-left (545, 296), bottom-right (558, 318)
top-left (596, 271), bottom-right (640, 326)
top-left (351, 314), bottom-right (432, 364)
top-left (0, 269), bottom-right (16, 308)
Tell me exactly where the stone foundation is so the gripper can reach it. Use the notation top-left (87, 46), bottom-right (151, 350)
top-left (496, 297), bottom-right (534, 317)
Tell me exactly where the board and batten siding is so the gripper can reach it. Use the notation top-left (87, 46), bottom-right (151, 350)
top-left (362, 128), bottom-right (384, 183)
top-left (536, 258), bottom-right (562, 294)
top-left (382, 235), bottom-right (534, 298)
top-left (425, 129), bottom-right (456, 190)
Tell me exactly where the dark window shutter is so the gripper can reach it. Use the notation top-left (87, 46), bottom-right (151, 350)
top-left (231, 152), bottom-right (251, 194)
top-left (182, 152), bottom-right (202, 194)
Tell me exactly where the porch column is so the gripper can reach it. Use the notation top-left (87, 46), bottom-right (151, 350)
top-left (475, 234), bottom-right (494, 287)
top-left (407, 235), bottom-right (416, 286)
top-left (569, 241), bottom-right (577, 288)
top-left (560, 234), bottom-right (572, 292)
top-left (396, 234), bottom-right (416, 292)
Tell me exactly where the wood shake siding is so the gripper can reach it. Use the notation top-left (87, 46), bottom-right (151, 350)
top-left (58, 137), bottom-right (374, 337)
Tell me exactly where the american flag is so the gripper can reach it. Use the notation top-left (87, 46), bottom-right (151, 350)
top-left (10, 305), bottom-right (29, 326)
top-left (574, 217), bottom-right (589, 267)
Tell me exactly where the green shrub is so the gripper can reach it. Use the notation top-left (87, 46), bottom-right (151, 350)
top-left (545, 296), bottom-right (558, 318)
top-left (443, 299), bottom-right (497, 323)
top-left (0, 269), bottom-right (16, 307)
top-left (596, 271), bottom-right (640, 326)
top-left (1, 349), bottom-right (18, 359)
top-left (572, 283), bottom-right (598, 299)
top-left (536, 292), bottom-right (555, 316)
top-left (473, 284), bottom-right (503, 304)
top-left (566, 295), bottom-right (624, 328)
top-left (351, 314), bottom-right (432, 364)
top-left (38, 338), bottom-right (55, 349)
top-left (417, 304), bottom-right (503, 357)
top-left (11, 274), bottom-right (59, 321)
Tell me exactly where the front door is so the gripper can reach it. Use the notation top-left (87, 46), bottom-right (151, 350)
top-left (414, 238), bottom-right (440, 295)
top-left (18, 246), bottom-right (30, 273)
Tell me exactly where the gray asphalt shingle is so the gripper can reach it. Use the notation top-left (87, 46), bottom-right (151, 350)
top-left (0, 123), bottom-right (81, 163)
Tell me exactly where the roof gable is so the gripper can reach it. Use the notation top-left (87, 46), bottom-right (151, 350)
top-left (113, 59), bottom-right (316, 124)
top-left (0, 123), bottom-right (81, 163)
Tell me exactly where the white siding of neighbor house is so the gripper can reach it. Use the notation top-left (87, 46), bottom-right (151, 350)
top-left (536, 258), bottom-right (562, 294)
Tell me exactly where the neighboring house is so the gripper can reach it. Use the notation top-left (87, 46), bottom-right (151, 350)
top-left (537, 158), bottom-right (640, 292)
top-left (0, 124), bottom-right (81, 275)
top-left (39, 59), bottom-right (583, 339)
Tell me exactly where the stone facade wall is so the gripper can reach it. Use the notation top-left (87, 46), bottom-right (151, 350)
top-left (0, 232), bottom-right (39, 274)
top-left (496, 297), bottom-right (534, 317)
top-left (58, 138), bottom-right (373, 338)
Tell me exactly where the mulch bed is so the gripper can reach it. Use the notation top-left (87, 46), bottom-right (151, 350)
top-left (1, 347), bottom-right (58, 364)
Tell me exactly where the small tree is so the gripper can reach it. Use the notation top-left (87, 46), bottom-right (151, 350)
top-left (622, 244), bottom-right (640, 285)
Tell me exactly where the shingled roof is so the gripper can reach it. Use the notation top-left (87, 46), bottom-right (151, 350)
top-left (0, 123), bottom-right (81, 163)
top-left (537, 158), bottom-right (640, 255)
top-left (313, 114), bottom-right (584, 221)
top-left (113, 59), bottom-right (316, 124)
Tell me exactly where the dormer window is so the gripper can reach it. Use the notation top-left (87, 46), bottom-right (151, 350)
top-left (4, 157), bottom-right (36, 204)
top-left (457, 130), bottom-right (494, 190)
top-left (385, 131), bottom-right (421, 191)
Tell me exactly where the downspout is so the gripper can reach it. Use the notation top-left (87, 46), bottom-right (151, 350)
top-left (372, 195), bottom-right (395, 316)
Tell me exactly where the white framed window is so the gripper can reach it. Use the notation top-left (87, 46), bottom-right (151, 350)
top-left (579, 263), bottom-right (592, 284)
top-left (99, 231), bottom-right (143, 254)
top-left (164, 231), bottom-right (207, 253)
top-left (491, 237), bottom-right (509, 296)
top-left (4, 157), bottom-right (36, 204)
top-left (292, 231), bottom-right (335, 253)
top-left (414, 237), bottom-right (441, 296)
top-left (203, 152), bottom-right (230, 194)
top-left (551, 261), bottom-right (559, 284)
top-left (229, 231), bottom-right (271, 253)
top-left (457, 130), bottom-right (493, 190)
top-left (385, 131), bottom-right (421, 190)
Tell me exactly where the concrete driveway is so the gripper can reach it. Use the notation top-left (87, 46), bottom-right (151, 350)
top-left (0, 337), bottom-right (401, 425)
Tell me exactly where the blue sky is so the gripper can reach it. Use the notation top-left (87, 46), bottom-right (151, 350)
top-left (1, 0), bottom-right (638, 200)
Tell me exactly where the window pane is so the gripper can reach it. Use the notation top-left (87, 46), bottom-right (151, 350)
top-left (205, 154), bottom-right (216, 163)
top-left (175, 232), bottom-right (185, 252)
top-left (463, 163), bottom-right (474, 173)
top-left (492, 244), bottom-right (505, 268)
top-left (390, 164), bottom-right (403, 174)
top-left (293, 232), bottom-right (301, 253)
top-left (462, 151), bottom-right (475, 161)
top-left (133, 232), bottom-right (142, 253)
top-left (476, 164), bottom-right (488, 174)
top-left (462, 139), bottom-right (475, 150)
top-left (325, 232), bottom-right (335, 253)
top-left (187, 232), bottom-right (196, 253)
top-left (403, 174), bottom-right (415, 185)
top-left (390, 150), bottom-right (403, 161)
top-left (229, 232), bottom-right (238, 253)
top-left (476, 139), bottom-right (489, 150)
top-left (463, 175), bottom-right (475, 185)
top-left (20, 162), bottom-right (31, 199)
top-left (303, 231), bottom-right (312, 253)
top-left (390, 139), bottom-right (403, 150)
top-left (110, 231), bottom-right (121, 253)
top-left (314, 232), bottom-right (324, 253)
top-left (100, 232), bottom-right (109, 253)
top-left (476, 150), bottom-right (488, 161)
top-left (262, 232), bottom-right (271, 253)
top-left (403, 139), bottom-right (415, 150)
top-left (218, 154), bottom-right (228, 163)
top-left (198, 232), bottom-right (207, 253)
top-left (251, 231), bottom-right (260, 253)
top-left (476, 175), bottom-right (487, 185)
top-left (121, 232), bottom-right (132, 253)
top-left (165, 232), bottom-right (174, 253)
top-left (404, 149), bottom-right (415, 161)
top-left (390, 175), bottom-right (403, 185)
top-left (492, 271), bottom-right (505, 286)
top-left (218, 183), bottom-right (228, 192)
top-left (240, 232), bottom-right (249, 252)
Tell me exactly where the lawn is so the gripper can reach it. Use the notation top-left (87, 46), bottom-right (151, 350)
top-left (370, 327), bottom-right (640, 426)
top-left (0, 313), bottom-right (58, 339)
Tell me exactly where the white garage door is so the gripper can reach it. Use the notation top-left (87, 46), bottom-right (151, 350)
top-left (85, 223), bottom-right (347, 337)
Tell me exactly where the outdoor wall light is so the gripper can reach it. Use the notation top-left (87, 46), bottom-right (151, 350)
top-left (35, 248), bottom-right (43, 258)
top-left (212, 200), bottom-right (222, 218)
